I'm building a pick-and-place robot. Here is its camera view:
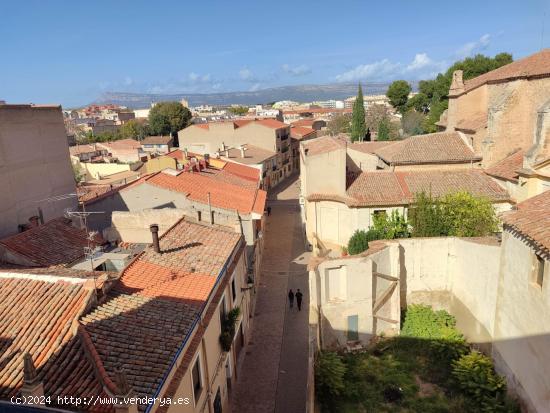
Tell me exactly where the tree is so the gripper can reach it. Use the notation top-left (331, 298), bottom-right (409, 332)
top-left (350, 84), bottom-right (366, 142)
top-left (315, 351), bottom-right (347, 408)
top-left (372, 210), bottom-right (409, 239)
top-left (119, 119), bottom-right (150, 140)
top-left (402, 110), bottom-right (425, 136)
top-left (377, 118), bottom-right (391, 141)
top-left (72, 163), bottom-right (85, 184)
top-left (406, 93), bottom-right (430, 114)
top-left (148, 101), bottom-right (192, 136)
top-left (347, 230), bottom-right (370, 255)
top-left (409, 191), bottom-right (498, 237)
top-left (386, 80), bottom-right (412, 113)
top-left (327, 113), bottom-right (351, 135)
top-left (228, 106), bottom-right (249, 116)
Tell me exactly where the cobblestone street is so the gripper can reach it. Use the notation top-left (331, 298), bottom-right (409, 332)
top-left (231, 175), bottom-right (310, 413)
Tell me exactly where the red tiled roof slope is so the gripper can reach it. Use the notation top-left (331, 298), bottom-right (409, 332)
top-left (302, 135), bottom-right (346, 156)
top-left (374, 132), bottom-right (480, 165)
top-left (464, 49), bottom-right (550, 93)
top-left (485, 150), bottom-right (524, 183)
top-left (502, 190), bottom-right (550, 257)
top-left (0, 277), bottom-right (93, 398)
top-left (0, 218), bottom-right (103, 267)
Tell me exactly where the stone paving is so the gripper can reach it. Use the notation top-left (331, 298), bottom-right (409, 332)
top-left (231, 175), bottom-right (310, 413)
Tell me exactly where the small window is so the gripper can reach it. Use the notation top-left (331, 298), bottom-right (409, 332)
top-left (211, 211), bottom-right (215, 224)
top-left (219, 296), bottom-right (227, 331)
top-left (192, 357), bottom-right (203, 403)
top-left (231, 278), bottom-right (236, 301)
top-left (197, 211), bottom-right (202, 222)
top-left (347, 315), bottom-right (359, 341)
top-left (533, 254), bottom-right (546, 288)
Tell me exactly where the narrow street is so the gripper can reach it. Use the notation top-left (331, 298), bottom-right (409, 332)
top-left (231, 175), bottom-right (310, 413)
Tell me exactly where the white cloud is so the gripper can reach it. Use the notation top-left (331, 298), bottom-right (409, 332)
top-left (335, 59), bottom-right (401, 82)
top-left (455, 34), bottom-right (491, 58)
top-left (239, 68), bottom-right (253, 81)
top-left (405, 53), bottom-right (432, 71)
top-left (282, 64), bottom-right (311, 76)
top-left (335, 53), bottom-right (448, 83)
top-left (188, 72), bottom-right (211, 82)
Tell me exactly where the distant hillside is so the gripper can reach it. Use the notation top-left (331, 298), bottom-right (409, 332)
top-left (94, 82), bottom-right (393, 108)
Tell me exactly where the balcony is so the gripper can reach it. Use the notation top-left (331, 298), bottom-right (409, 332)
top-left (281, 146), bottom-right (289, 154)
top-left (283, 158), bottom-right (290, 165)
top-left (280, 134), bottom-right (289, 141)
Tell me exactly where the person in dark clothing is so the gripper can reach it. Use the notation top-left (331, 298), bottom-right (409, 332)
top-left (288, 289), bottom-right (294, 308)
top-left (267, 206), bottom-right (271, 216)
top-left (295, 289), bottom-right (303, 311)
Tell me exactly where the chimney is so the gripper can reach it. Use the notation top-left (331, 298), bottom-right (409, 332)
top-left (239, 145), bottom-right (246, 158)
top-left (221, 142), bottom-right (226, 151)
top-left (184, 148), bottom-right (188, 158)
top-left (29, 216), bottom-right (40, 228)
top-left (449, 70), bottom-right (465, 97)
top-left (150, 224), bottom-right (160, 253)
top-left (21, 353), bottom-right (44, 399)
top-left (113, 366), bottom-right (138, 413)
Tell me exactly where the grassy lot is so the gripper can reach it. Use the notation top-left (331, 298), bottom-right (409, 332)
top-left (315, 306), bottom-right (520, 413)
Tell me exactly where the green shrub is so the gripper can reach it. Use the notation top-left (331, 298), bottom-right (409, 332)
top-left (452, 351), bottom-right (508, 412)
top-left (347, 230), bottom-right (369, 255)
top-left (315, 351), bottom-right (347, 406)
top-left (219, 307), bottom-right (241, 351)
top-left (373, 210), bottom-right (410, 239)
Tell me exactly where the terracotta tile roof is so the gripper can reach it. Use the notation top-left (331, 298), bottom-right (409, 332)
top-left (374, 132), bottom-right (481, 165)
top-left (455, 112), bottom-right (487, 132)
top-left (77, 218), bottom-right (242, 408)
top-left (502, 190), bottom-right (550, 257)
top-left (0, 276), bottom-right (94, 399)
top-left (302, 135), bottom-right (346, 156)
top-left (401, 170), bottom-right (509, 202)
top-left (290, 126), bottom-right (316, 140)
top-left (346, 171), bottom-right (410, 206)
top-left (485, 150), bottom-right (524, 183)
top-left (348, 141), bottom-right (396, 154)
top-left (233, 119), bottom-right (253, 128)
top-left (97, 139), bottom-right (141, 150)
top-left (198, 167), bottom-right (259, 190)
top-left (464, 49), bottom-right (550, 93)
top-left (309, 170), bottom-right (510, 206)
top-left (222, 161), bottom-right (260, 182)
top-left (0, 218), bottom-right (103, 267)
top-left (70, 144), bottom-right (104, 156)
top-left (146, 170), bottom-right (267, 214)
top-left (141, 135), bottom-right (172, 145)
top-left (194, 123), bottom-right (210, 130)
top-left (80, 292), bottom-right (200, 400)
top-left (291, 119), bottom-right (314, 128)
top-left (255, 118), bottom-right (288, 129)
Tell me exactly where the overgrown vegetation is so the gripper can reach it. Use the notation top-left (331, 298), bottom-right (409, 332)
top-left (219, 307), bottom-right (241, 351)
top-left (315, 305), bottom-right (519, 413)
top-left (409, 191), bottom-right (498, 237)
top-left (347, 230), bottom-right (370, 255)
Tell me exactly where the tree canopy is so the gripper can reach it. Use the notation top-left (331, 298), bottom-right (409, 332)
top-left (386, 80), bottom-right (412, 113)
top-left (119, 119), bottom-right (150, 140)
top-left (327, 113), bottom-right (351, 136)
top-left (148, 101), bottom-right (192, 136)
top-left (228, 106), bottom-right (249, 115)
top-left (350, 84), bottom-right (366, 142)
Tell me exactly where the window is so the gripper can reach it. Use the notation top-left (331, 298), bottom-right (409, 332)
top-left (192, 357), bottom-right (203, 403)
top-left (231, 278), bottom-right (236, 301)
top-left (373, 210), bottom-right (387, 219)
top-left (211, 211), bottom-right (215, 224)
top-left (219, 296), bottom-right (227, 328)
top-left (197, 211), bottom-right (202, 222)
top-left (533, 254), bottom-right (546, 288)
top-left (347, 315), bottom-right (359, 341)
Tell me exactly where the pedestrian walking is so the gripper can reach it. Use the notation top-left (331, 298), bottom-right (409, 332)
top-left (267, 206), bottom-right (271, 216)
top-left (288, 289), bottom-right (294, 308)
top-left (296, 289), bottom-right (303, 311)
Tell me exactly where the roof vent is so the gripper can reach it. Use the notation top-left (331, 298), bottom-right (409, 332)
top-left (149, 224), bottom-right (160, 253)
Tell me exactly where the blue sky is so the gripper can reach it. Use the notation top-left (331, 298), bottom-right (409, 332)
top-left (1, 0), bottom-right (549, 107)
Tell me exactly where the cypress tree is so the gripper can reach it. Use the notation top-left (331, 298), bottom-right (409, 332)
top-left (351, 84), bottom-right (366, 142)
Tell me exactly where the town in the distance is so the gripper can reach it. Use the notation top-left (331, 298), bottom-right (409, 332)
top-left (1, 32), bottom-right (550, 413)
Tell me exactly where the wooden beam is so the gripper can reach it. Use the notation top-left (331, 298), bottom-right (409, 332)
top-left (374, 315), bottom-right (399, 324)
top-left (372, 281), bottom-right (397, 314)
top-left (373, 272), bottom-right (399, 282)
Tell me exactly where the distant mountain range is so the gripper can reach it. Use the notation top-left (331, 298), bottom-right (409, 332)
top-left (94, 82), bottom-right (395, 108)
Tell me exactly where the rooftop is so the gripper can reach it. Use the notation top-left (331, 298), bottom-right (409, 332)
top-left (464, 49), bottom-right (550, 93)
top-left (141, 135), bottom-right (173, 145)
top-left (97, 139), bottom-right (142, 151)
top-left (485, 150), bottom-right (524, 183)
top-left (309, 169), bottom-right (510, 207)
top-left (145, 170), bottom-right (266, 215)
top-left (302, 135), bottom-right (347, 156)
top-left (374, 132), bottom-right (480, 165)
top-left (0, 218), bottom-right (103, 267)
top-left (347, 141), bottom-right (396, 154)
top-left (223, 144), bottom-right (277, 165)
top-left (502, 190), bottom-right (550, 257)
top-left (290, 126), bottom-right (316, 140)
